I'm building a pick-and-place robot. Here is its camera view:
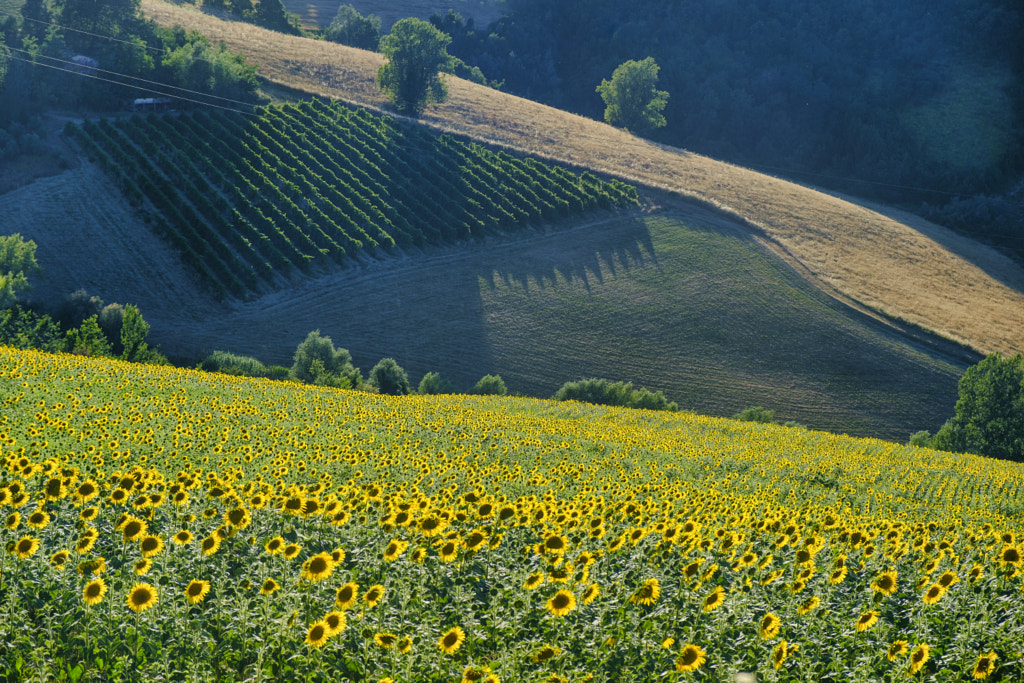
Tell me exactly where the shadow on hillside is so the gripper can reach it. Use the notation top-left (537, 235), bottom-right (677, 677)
top-left (479, 216), bottom-right (658, 295)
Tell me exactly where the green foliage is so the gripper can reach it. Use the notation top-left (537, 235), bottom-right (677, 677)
top-left (291, 329), bottom-right (360, 386)
top-left (733, 406), bottom-right (776, 424)
top-left (418, 371), bottom-right (455, 395)
top-left (0, 305), bottom-right (62, 352)
top-left (253, 0), bottom-right (298, 33)
top-left (119, 304), bottom-right (150, 362)
top-left (908, 430), bottom-right (933, 448)
top-left (368, 357), bottom-right (411, 395)
top-left (97, 302), bottom-right (125, 354)
top-left (64, 314), bottom-right (112, 357)
top-left (553, 378), bottom-right (677, 411)
top-left (595, 57), bottom-right (669, 133)
top-left (324, 4), bottom-right (380, 50)
top-left (0, 233), bottom-right (40, 309)
top-left (159, 32), bottom-right (259, 102)
top-left (937, 353), bottom-right (1024, 461)
top-left (200, 350), bottom-right (272, 378)
top-left (377, 18), bottom-right (451, 114)
top-left (470, 373), bottom-right (507, 396)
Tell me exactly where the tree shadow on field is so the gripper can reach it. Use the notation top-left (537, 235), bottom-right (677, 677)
top-left (478, 215), bottom-right (658, 296)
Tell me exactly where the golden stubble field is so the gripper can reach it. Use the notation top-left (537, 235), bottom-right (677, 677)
top-left (136, 0), bottom-right (1024, 357)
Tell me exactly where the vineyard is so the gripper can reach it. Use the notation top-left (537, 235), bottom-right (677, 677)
top-left (67, 99), bottom-right (639, 299)
top-left (1, 346), bottom-right (1022, 681)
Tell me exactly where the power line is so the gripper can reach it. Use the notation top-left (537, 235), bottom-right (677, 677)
top-left (7, 45), bottom-right (259, 111)
top-left (5, 53), bottom-right (258, 115)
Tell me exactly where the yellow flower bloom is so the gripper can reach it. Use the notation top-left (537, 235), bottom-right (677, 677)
top-left (908, 643), bottom-right (930, 674)
top-left (855, 610), bottom-right (880, 632)
top-left (363, 584), bottom-right (384, 608)
top-left (305, 621), bottom-right (329, 648)
top-left (674, 644), bottom-right (706, 672)
top-left (126, 582), bottom-right (158, 613)
top-left (185, 580), bottom-right (211, 604)
top-left (887, 640), bottom-right (909, 661)
top-left (83, 578), bottom-right (107, 606)
top-left (871, 570), bottom-right (898, 596)
top-left (773, 640), bottom-right (791, 670)
top-left (13, 535), bottom-right (40, 559)
top-left (300, 552), bottom-right (336, 582)
top-left (580, 583), bottom-right (600, 605)
top-left (922, 583), bottom-right (946, 605)
top-left (759, 612), bottom-right (781, 640)
top-left (260, 578), bottom-right (280, 595)
top-left (971, 651), bottom-right (997, 680)
top-left (336, 582), bottom-right (359, 610)
top-left (630, 578), bottom-right (660, 606)
top-left (547, 589), bottom-right (576, 616)
top-left (702, 586), bottom-right (725, 613)
top-left (438, 626), bottom-right (466, 655)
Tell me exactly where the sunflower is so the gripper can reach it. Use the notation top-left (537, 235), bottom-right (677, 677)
top-left (78, 557), bottom-right (106, 576)
top-left (937, 570), bottom-right (959, 589)
top-left (532, 645), bottom-right (561, 663)
top-left (397, 636), bottom-right (413, 654)
top-left (871, 570), bottom-right (898, 596)
top-left (335, 582), bottom-right (359, 610)
top-left (547, 589), bottom-right (576, 616)
top-left (80, 507), bottom-right (99, 522)
top-left (630, 578), bottom-right (660, 606)
top-left (26, 509), bottom-right (50, 530)
top-left (797, 596), bottom-right (820, 615)
top-left (855, 610), bottom-right (880, 632)
top-left (580, 583), bottom-right (600, 605)
top-left (383, 539), bottom-right (409, 562)
top-left (661, 638), bottom-right (675, 649)
top-left (323, 611), bottom-right (346, 637)
top-left (999, 546), bottom-right (1021, 566)
top-left (922, 583), bottom-right (946, 605)
top-left (543, 534), bottom-right (568, 555)
top-left (200, 535), bottom-right (221, 557)
top-left (10, 532), bottom-right (41, 560)
top-left (438, 626), bottom-right (466, 655)
top-left (4, 512), bottom-right (19, 531)
top-left (971, 651), bottom-right (998, 680)
top-left (140, 535), bottom-right (164, 559)
top-left (260, 578), bottom-right (280, 595)
top-left (301, 552), bottom-right (336, 582)
top-left (702, 586), bottom-right (725, 613)
top-left (50, 550), bottom-right (70, 570)
top-left (829, 567), bottom-right (848, 584)
top-left (173, 530), bottom-right (193, 546)
top-left (675, 644), bottom-right (706, 673)
top-left (524, 572), bottom-right (544, 590)
top-left (122, 517), bottom-right (147, 543)
top-left (185, 580), bottom-right (211, 605)
top-left (759, 612), bottom-right (781, 640)
top-left (439, 539), bottom-right (459, 562)
top-left (465, 530), bottom-right (488, 551)
top-left (282, 543), bottom-right (301, 560)
top-left (126, 582), bottom-right (158, 613)
top-left (374, 633), bottom-right (399, 648)
top-left (461, 666), bottom-right (491, 683)
top-left (363, 584), bottom-right (385, 608)
top-left (908, 643), bottom-right (930, 674)
top-left (264, 536), bottom-right (284, 554)
top-left (134, 558), bottom-right (152, 575)
top-left (773, 640), bottom-right (791, 670)
top-left (410, 547), bottom-right (427, 563)
top-left (887, 640), bottom-right (909, 661)
top-left (305, 621), bottom-right (329, 648)
top-left (968, 564), bottom-right (985, 582)
top-left (83, 578), bottom-right (107, 606)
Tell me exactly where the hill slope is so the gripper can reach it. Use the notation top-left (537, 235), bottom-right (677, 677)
top-left (137, 0), bottom-right (1024, 357)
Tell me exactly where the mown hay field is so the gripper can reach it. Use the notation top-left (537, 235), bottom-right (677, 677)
top-left (1, 346), bottom-right (1022, 681)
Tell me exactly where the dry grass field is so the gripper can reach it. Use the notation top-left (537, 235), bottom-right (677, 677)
top-left (138, 0), bottom-right (1024, 357)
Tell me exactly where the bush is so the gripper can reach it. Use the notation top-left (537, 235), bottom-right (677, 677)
top-left (97, 303), bottom-right (125, 354)
top-left (418, 371), bottom-right (455, 395)
top-left (0, 304), bottom-right (62, 352)
top-left (369, 357), bottom-right (411, 395)
top-left (64, 315), bottom-right (111, 357)
top-left (200, 350), bottom-right (270, 378)
top-left (553, 378), bottom-right (676, 411)
top-left (470, 374), bottom-right (507, 396)
top-left (291, 330), bottom-right (360, 386)
top-left (325, 4), bottom-right (380, 50)
top-left (733, 406), bottom-right (776, 424)
top-left (55, 289), bottom-right (103, 331)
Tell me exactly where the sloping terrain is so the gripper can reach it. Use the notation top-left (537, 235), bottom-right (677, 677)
top-left (137, 0), bottom-right (1024, 357)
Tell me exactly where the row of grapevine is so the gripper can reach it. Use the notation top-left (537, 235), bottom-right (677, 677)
top-left (70, 99), bottom-right (639, 297)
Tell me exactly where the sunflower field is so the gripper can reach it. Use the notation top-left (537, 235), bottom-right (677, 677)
top-left (1, 345), bottom-right (1022, 682)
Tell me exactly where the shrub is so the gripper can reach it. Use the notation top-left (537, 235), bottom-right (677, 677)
top-left (418, 371), bottom-right (455, 395)
top-left (55, 289), bottom-right (103, 331)
top-left (369, 357), bottom-right (411, 396)
top-left (65, 315), bottom-right (111, 357)
top-left (200, 350), bottom-right (270, 378)
top-left (471, 374), bottom-right (507, 396)
top-left (733, 406), bottom-right (776, 424)
top-left (553, 378), bottom-right (676, 411)
top-left (291, 330), bottom-right (360, 385)
top-left (0, 304), bottom-right (62, 352)
top-left (97, 303), bottom-right (125, 354)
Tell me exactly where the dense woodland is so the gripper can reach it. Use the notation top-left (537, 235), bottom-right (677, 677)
top-left (437, 0), bottom-right (1024, 259)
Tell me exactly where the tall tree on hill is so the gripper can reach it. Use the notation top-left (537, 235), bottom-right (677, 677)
top-left (0, 234), bottom-right (40, 310)
top-left (53, 0), bottom-right (141, 49)
top-left (595, 57), bottom-right (669, 134)
top-left (20, 0), bottom-right (53, 43)
top-left (254, 0), bottom-right (297, 34)
top-left (325, 4), bottom-right (380, 51)
top-left (377, 18), bottom-right (451, 115)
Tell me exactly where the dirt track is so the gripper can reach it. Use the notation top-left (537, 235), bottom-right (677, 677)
top-left (135, 0), bottom-right (1024, 356)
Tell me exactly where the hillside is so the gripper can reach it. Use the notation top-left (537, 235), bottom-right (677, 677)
top-left (136, 0), bottom-right (1024, 357)
top-left (1, 346), bottom-right (1022, 681)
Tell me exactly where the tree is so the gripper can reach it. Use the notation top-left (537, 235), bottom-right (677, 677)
top-left (0, 233), bottom-right (41, 310)
top-left (253, 0), bottom-right (297, 34)
top-left (377, 18), bottom-right (451, 114)
top-left (119, 304), bottom-right (150, 362)
top-left (595, 57), bottom-right (669, 133)
top-left (470, 374), bottom-right (507, 396)
top-left (369, 357), bottom-right (411, 395)
top-left (291, 330), bottom-right (359, 385)
top-left (325, 4), bottom-right (380, 51)
top-left (418, 371), bottom-right (455, 395)
top-left (65, 314), bottom-right (111, 357)
top-left (933, 353), bottom-right (1024, 461)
